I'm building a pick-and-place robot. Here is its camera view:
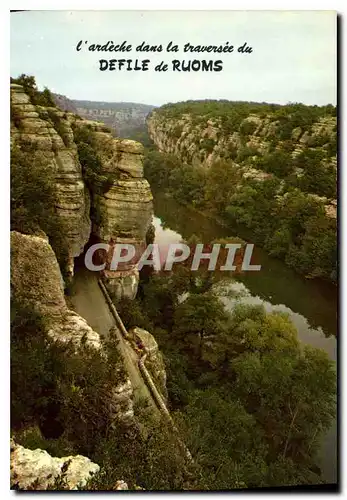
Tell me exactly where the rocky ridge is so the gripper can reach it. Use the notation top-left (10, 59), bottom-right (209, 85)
top-left (11, 83), bottom-right (153, 296)
top-left (11, 83), bottom-right (91, 276)
top-left (130, 327), bottom-right (168, 400)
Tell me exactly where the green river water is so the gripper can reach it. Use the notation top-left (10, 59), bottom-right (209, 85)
top-left (152, 189), bottom-right (337, 484)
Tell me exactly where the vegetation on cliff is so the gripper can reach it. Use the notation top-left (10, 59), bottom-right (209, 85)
top-left (116, 266), bottom-right (336, 488)
top-left (11, 300), bottom-right (197, 490)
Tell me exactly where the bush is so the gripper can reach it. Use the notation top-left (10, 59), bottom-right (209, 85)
top-left (239, 120), bottom-right (257, 136)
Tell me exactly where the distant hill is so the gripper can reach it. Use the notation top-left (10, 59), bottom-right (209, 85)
top-left (52, 93), bottom-right (79, 114)
top-left (52, 94), bottom-right (155, 139)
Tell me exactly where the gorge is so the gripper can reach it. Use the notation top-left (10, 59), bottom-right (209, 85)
top-left (10, 79), bottom-right (337, 490)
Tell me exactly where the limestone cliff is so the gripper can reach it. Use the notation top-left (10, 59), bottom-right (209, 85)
top-left (11, 83), bottom-right (91, 276)
top-left (147, 106), bottom-right (337, 218)
top-left (11, 83), bottom-right (153, 297)
top-left (11, 231), bottom-right (134, 422)
top-left (10, 438), bottom-right (100, 490)
top-left (70, 119), bottom-right (153, 299)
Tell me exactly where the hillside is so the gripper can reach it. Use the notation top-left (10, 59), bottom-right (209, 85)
top-left (146, 100), bottom-right (337, 281)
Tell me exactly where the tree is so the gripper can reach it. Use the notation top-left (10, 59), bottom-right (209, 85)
top-left (204, 160), bottom-right (241, 214)
top-left (172, 292), bottom-right (229, 361)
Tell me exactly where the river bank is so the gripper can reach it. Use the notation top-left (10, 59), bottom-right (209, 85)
top-left (157, 190), bottom-right (337, 285)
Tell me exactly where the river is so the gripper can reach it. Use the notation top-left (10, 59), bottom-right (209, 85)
top-left (152, 189), bottom-right (337, 484)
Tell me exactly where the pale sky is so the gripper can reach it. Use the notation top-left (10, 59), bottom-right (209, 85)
top-left (10, 10), bottom-right (337, 106)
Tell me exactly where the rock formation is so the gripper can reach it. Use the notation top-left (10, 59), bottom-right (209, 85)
top-left (130, 327), bottom-right (168, 400)
top-left (71, 119), bottom-right (153, 299)
top-left (147, 108), bottom-right (337, 218)
top-left (10, 439), bottom-right (100, 490)
top-left (11, 83), bottom-right (154, 298)
top-left (11, 83), bottom-right (91, 277)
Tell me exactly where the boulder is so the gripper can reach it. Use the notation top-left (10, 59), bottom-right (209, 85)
top-left (10, 440), bottom-right (99, 490)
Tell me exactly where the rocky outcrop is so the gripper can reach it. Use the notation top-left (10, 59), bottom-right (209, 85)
top-left (11, 84), bottom-right (91, 276)
top-left (130, 327), bottom-right (167, 400)
top-left (70, 99), bottom-right (154, 137)
top-left (10, 439), bottom-right (99, 490)
top-left (10, 230), bottom-right (134, 422)
top-left (147, 108), bottom-right (337, 217)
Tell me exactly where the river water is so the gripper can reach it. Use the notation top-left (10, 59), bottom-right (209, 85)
top-left (152, 189), bottom-right (337, 484)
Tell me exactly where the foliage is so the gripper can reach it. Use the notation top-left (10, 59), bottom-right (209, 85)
top-left (144, 145), bottom-right (336, 281)
top-left (11, 145), bottom-right (69, 272)
top-left (46, 109), bottom-right (70, 147)
top-left (254, 150), bottom-right (294, 177)
top-left (119, 272), bottom-right (336, 488)
top-left (83, 409), bottom-right (200, 490)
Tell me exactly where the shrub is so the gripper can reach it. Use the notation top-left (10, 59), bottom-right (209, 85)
top-left (11, 75), bottom-right (56, 107)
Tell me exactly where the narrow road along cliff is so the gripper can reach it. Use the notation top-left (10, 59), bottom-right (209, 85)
top-left (69, 267), bottom-right (156, 408)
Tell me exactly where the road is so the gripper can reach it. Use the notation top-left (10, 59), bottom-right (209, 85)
top-left (68, 268), bottom-right (155, 406)
top-left (68, 267), bottom-right (193, 463)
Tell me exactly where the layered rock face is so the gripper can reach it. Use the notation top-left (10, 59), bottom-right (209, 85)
top-left (147, 110), bottom-right (337, 218)
top-left (11, 231), bottom-right (134, 422)
top-left (10, 84), bottom-right (91, 276)
top-left (11, 439), bottom-right (100, 490)
top-left (73, 121), bottom-right (153, 299)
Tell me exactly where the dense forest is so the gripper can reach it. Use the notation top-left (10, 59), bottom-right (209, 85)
top-left (145, 99), bottom-right (337, 281)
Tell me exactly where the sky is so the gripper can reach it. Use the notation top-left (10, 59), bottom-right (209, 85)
top-left (10, 10), bottom-right (337, 106)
